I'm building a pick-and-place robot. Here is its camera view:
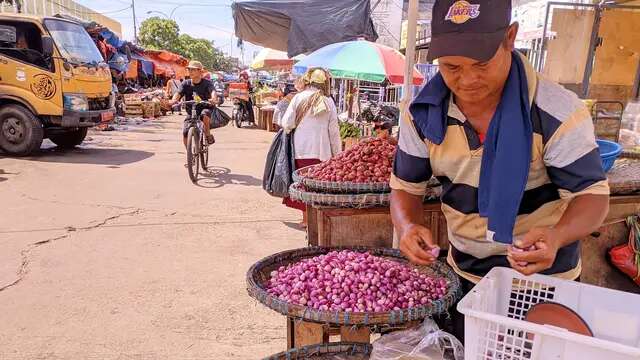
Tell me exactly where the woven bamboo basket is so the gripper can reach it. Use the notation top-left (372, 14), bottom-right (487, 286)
top-left (608, 156), bottom-right (640, 195)
top-left (247, 246), bottom-right (461, 327)
top-left (293, 166), bottom-right (391, 194)
top-left (289, 183), bottom-right (390, 208)
top-left (263, 342), bottom-right (371, 360)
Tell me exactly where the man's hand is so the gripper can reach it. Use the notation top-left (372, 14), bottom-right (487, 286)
top-left (399, 223), bottom-right (437, 265)
top-left (507, 227), bottom-right (565, 275)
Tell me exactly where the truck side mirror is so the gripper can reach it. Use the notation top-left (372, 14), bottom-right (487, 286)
top-left (0, 25), bottom-right (16, 43)
top-left (42, 36), bottom-right (54, 58)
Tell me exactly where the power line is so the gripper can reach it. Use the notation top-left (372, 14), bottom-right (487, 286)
top-left (136, 0), bottom-right (230, 7)
top-left (196, 23), bottom-right (234, 35)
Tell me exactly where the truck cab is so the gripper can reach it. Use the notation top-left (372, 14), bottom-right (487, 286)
top-left (0, 14), bottom-right (114, 156)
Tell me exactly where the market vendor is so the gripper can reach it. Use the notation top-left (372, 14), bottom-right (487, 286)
top-left (390, 0), bottom-right (610, 326)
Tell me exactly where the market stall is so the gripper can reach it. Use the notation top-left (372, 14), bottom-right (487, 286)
top-left (288, 134), bottom-right (640, 294)
top-left (293, 40), bottom-right (423, 123)
top-left (251, 48), bottom-right (295, 72)
top-left (241, 0), bottom-right (640, 358)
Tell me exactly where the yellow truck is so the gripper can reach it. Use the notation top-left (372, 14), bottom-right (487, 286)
top-left (0, 14), bottom-right (115, 156)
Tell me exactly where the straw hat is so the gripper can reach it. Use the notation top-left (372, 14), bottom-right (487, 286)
top-left (186, 60), bottom-right (204, 70)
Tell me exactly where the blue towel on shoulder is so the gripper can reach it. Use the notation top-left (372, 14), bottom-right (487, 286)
top-left (409, 52), bottom-right (532, 244)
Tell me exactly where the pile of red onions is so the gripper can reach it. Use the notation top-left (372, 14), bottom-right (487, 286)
top-left (266, 250), bottom-right (448, 313)
top-left (306, 138), bottom-right (396, 183)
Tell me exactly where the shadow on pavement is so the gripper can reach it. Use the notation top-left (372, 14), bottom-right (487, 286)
top-left (282, 221), bottom-right (305, 232)
top-left (0, 168), bottom-right (18, 182)
top-left (22, 147), bottom-right (155, 166)
top-left (196, 166), bottom-right (262, 188)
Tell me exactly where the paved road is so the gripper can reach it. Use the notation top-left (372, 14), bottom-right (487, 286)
top-left (0, 108), bottom-right (305, 359)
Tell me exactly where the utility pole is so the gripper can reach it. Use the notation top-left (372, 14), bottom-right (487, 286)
top-left (402, 0), bottom-right (418, 101)
top-left (132, 0), bottom-right (138, 43)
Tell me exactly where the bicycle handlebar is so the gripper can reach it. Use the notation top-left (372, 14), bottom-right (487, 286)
top-left (177, 100), bottom-right (216, 106)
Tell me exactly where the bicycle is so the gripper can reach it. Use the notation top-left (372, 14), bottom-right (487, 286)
top-left (182, 100), bottom-right (212, 183)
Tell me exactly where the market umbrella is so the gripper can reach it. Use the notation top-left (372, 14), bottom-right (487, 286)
top-left (250, 48), bottom-right (293, 70)
top-left (293, 40), bottom-right (425, 85)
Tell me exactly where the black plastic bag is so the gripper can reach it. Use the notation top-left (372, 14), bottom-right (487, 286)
top-left (210, 107), bottom-right (231, 129)
top-left (263, 129), bottom-right (295, 197)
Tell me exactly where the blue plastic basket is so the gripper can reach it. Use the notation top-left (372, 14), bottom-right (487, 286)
top-left (597, 139), bottom-right (622, 173)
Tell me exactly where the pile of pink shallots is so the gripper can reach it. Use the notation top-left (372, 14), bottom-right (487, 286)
top-left (266, 250), bottom-right (448, 313)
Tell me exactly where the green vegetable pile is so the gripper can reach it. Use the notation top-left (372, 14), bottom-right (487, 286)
top-left (340, 121), bottom-right (361, 140)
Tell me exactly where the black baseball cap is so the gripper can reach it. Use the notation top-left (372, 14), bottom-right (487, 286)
top-left (427, 0), bottom-right (512, 62)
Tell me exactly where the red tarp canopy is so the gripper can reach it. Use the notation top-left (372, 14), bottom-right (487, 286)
top-left (144, 50), bottom-right (189, 78)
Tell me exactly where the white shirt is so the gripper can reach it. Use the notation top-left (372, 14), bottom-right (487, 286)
top-left (280, 89), bottom-right (342, 161)
top-left (167, 79), bottom-right (181, 96)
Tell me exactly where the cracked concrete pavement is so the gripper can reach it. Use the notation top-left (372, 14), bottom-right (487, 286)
top-left (0, 109), bottom-right (305, 359)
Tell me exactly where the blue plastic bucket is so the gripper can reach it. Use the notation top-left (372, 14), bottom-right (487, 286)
top-left (596, 139), bottom-right (622, 173)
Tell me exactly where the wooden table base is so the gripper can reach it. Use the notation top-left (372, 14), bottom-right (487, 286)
top-left (286, 317), bottom-right (420, 349)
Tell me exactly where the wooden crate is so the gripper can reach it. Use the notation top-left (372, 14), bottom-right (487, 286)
top-left (123, 94), bottom-right (143, 105)
top-left (123, 94), bottom-right (144, 116)
top-left (257, 107), bottom-right (274, 131)
top-left (141, 101), bottom-right (160, 118)
top-left (125, 108), bottom-right (143, 116)
top-left (343, 137), bottom-right (359, 150)
top-left (306, 202), bottom-right (449, 249)
top-left (286, 316), bottom-right (420, 349)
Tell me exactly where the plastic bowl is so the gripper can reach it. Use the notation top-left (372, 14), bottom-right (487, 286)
top-left (597, 139), bottom-right (622, 173)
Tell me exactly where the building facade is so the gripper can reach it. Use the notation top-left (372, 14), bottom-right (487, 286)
top-left (370, 0), bottom-right (403, 49)
top-left (0, 0), bottom-right (122, 36)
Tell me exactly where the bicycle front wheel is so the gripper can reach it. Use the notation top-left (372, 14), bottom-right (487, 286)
top-left (186, 127), bottom-right (200, 183)
top-left (200, 134), bottom-right (209, 170)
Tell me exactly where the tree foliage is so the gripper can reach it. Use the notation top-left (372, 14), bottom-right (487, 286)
top-left (138, 17), bottom-right (181, 53)
top-left (138, 17), bottom-right (236, 72)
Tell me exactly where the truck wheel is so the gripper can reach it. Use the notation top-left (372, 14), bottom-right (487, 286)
top-left (0, 104), bottom-right (44, 156)
top-left (49, 128), bottom-right (88, 149)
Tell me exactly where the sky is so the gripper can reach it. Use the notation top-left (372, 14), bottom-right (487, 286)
top-left (76, 0), bottom-right (262, 65)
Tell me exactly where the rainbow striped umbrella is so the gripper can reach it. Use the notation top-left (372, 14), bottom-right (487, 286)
top-left (293, 40), bottom-right (425, 85)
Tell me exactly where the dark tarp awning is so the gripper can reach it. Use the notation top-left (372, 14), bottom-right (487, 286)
top-left (232, 0), bottom-right (378, 57)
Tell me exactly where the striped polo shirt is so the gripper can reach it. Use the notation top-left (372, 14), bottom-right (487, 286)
top-left (391, 57), bottom-right (610, 283)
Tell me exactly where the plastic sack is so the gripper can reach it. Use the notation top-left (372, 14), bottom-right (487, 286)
top-left (618, 129), bottom-right (640, 148)
top-left (621, 101), bottom-right (640, 132)
top-left (609, 215), bottom-right (640, 286)
top-left (210, 107), bottom-right (231, 129)
top-left (370, 319), bottom-right (464, 360)
top-left (262, 129), bottom-right (295, 198)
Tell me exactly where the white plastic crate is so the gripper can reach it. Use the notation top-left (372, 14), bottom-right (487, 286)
top-left (457, 267), bottom-right (640, 360)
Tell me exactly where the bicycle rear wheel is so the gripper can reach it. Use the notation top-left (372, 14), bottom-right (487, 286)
top-left (233, 110), bottom-right (242, 128)
top-left (200, 134), bottom-right (209, 170)
top-left (186, 127), bottom-right (200, 183)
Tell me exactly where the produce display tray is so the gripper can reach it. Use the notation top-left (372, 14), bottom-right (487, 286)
top-left (293, 166), bottom-right (390, 194)
top-left (247, 246), bottom-right (461, 326)
top-left (289, 182), bottom-right (390, 209)
top-left (263, 342), bottom-right (371, 360)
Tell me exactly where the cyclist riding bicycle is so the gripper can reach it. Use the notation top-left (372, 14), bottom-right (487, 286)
top-left (170, 61), bottom-right (217, 147)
